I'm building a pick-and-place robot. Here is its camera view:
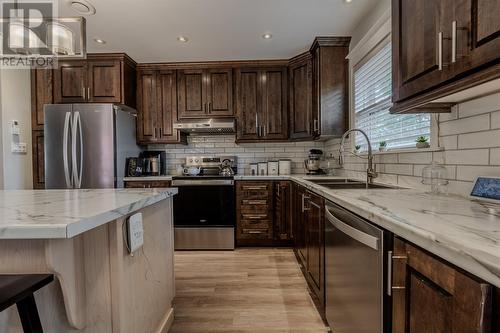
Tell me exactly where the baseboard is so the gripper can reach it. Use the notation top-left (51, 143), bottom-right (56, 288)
top-left (155, 307), bottom-right (174, 333)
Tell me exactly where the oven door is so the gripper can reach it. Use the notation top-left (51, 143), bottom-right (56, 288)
top-left (172, 179), bottom-right (235, 250)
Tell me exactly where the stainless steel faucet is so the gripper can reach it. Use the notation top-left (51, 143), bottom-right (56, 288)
top-left (339, 129), bottom-right (378, 186)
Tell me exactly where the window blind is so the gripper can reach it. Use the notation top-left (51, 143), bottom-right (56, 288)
top-left (354, 42), bottom-right (430, 151)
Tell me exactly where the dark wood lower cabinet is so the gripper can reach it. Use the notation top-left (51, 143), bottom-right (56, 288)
top-left (392, 237), bottom-right (493, 333)
top-left (236, 181), bottom-right (274, 246)
top-left (274, 181), bottom-right (292, 245)
top-left (124, 180), bottom-right (171, 188)
top-left (31, 131), bottom-right (45, 189)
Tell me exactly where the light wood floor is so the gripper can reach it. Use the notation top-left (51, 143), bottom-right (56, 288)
top-left (170, 248), bottom-right (329, 333)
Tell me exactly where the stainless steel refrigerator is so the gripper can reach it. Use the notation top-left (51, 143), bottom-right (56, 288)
top-left (44, 104), bottom-right (141, 189)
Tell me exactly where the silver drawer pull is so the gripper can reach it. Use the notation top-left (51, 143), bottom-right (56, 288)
top-left (243, 215), bottom-right (267, 220)
top-left (242, 186), bottom-right (267, 190)
top-left (243, 200), bottom-right (267, 205)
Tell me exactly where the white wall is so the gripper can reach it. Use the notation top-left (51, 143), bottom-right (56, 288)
top-left (349, 0), bottom-right (391, 50)
top-left (0, 69), bottom-right (33, 190)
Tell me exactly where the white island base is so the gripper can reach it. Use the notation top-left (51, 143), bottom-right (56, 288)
top-left (0, 199), bottom-right (175, 333)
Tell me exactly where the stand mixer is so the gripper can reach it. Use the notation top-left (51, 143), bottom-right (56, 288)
top-left (304, 149), bottom-right (325, 175)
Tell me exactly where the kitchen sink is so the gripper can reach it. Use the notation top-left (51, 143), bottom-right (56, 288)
top-left (306, 179), bottom-right (398, 190)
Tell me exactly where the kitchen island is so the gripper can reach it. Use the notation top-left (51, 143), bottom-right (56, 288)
top-left (0, 188), bottom-right (177, 333)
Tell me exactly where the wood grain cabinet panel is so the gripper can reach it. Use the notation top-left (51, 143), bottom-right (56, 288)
top-left (30, 69), bottom-right (53, 130)
top-left (392, 237), bottom-right (493, 333)
top-left (53, 60), bottom-right (87, 103)
top-left (289, 54), bottom-right (313, 140)
top-left (137, 70), bottom-right (157, 143)
top-left (157, 70), bottom-right (180, 142)
top-left (274, 181), bottom-right (292, 242)
top-left (206, 68), bottom-right (233, 117)
top-left (178, 68), bottom-right (234, 119)
top-left (88, 60), bottom-right (121, 102)
top-left (235, 67), bottom-right (288, 142)
top-left (32, 131), bottom-right (45, 189)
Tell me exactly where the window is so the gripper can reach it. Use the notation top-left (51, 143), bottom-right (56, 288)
top-left (354, 41), bottom-right (431, 151)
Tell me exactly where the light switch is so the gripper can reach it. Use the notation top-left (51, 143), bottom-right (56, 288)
top-left (11, 120), bottom-right (20, 135)
top-left (126, 213), bottom-right (144, 253)
top-left (11, 142), bottom-right (27, 154)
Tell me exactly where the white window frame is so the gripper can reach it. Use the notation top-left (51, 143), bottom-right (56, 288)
top-left (346, 9), bottom-right (438, 154)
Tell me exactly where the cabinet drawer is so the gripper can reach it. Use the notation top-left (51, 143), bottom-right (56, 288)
top-left (240, 206), bottom-right (270, 216)
top-left (240, 212), bottom-right (270, 220)
top-left (240, 219), bottom-right (272, 229)
top-left (241, 199), bottom-right (268, 205)
top-left (239, 228), bottom-right (272, 239)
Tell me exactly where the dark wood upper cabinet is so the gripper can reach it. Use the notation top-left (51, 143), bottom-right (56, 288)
top-left (235, 66), bottom-right (288, 142)
top-left (391, 0), bottom-right (500, 113)
top-left (53, 53), bottom-right (136, 107)
top-left (206, 68), bottom-right (233, 117)
top-left (392, 237), bottom-right (493, 333)
top-left (88, 60), bottom-right (122, 103)
top-left (392, 0), bottom-right (453, 102)
top-left (178, 68), bottom-right (234, 119)
top-left (235, 68), bottom-right (261, 141)
top-left (137, 69), bottom-right (186, 145)
top-left (289, 53), bottom-right (313, 140)
top-left (157, 70), bottom-right (181, 142)
top-left (53, 60), bottom-right (87, 103)
top-left (310, 37), bottom-right (350, 138)
top-left (137, 70), bottom-right (157, 143)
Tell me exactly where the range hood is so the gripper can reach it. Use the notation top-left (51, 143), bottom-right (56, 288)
top-left (173, 119), bottom-right (236, 134)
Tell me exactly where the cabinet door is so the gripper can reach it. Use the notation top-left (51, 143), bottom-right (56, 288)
top-left (235, 68), bottom-right (261, 141)
top-left (290, 59), bottom-right (313, 140)
top-left (137, 70), bottom-right (158, 143)
top-left (260, 68), bottom-right (288, 140)
top-left (306, 191), bottom-right (325, 306)
top-left (392, 238), bottom-right (492, 333)
top-left (393, 0), bottom-right (453, 102)
top-left (177, 69), bottom-right (207, 119)
top-left (88, 60), bottom-right (122, 103)
top-left (206, 68), bottom-right (233, 117)
top-left (31, 69), bottom-right (53, 130)
top-left (274, 181), bottom-right (292, 241)
top-left (53, 60), bottom-right (87, 103)
top-left (32, 131), bottom-right (45, 189)
top-left (293, 184), bottom-right (307, 266)
top-left (464, 0), bottom-right (500, 70)
top-left (157, 70), bottom-right (181, 143)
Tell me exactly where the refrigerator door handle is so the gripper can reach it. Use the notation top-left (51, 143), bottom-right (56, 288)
top-left (72, 111), bottom-right (83, 188)
top-left (63, 112), bottom-right (72, 187)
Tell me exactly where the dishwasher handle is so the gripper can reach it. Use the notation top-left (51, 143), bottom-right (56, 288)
top-left (325, 206), bottom-right (379, 250)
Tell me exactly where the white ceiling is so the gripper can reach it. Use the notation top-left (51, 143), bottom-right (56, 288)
top-left (58, 0), bottom-right (378, 63)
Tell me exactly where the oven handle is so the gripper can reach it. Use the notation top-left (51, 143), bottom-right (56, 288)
top-left (172, 179), bottom-right (234, 186)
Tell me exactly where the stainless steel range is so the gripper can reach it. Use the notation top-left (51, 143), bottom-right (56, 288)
top-left (172, 156), bottom-right (237, 250)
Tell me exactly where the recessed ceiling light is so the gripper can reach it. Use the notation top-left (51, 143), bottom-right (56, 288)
top-left (262, 33), bottom-right (272, 40)
top-left (177, 36), bottom-right (189, 43)
top-left (69, 0), bottom-right (96, 15)
top-left (343, 0), bottom-right (353, 3)
top-left (94, 38), bottom-right (106, 44)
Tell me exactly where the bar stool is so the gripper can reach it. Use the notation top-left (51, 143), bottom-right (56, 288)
top-left (0, 274), bottom-right (54, 333)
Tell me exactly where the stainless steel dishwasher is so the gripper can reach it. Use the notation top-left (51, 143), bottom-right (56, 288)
top-left (325, 201), bottom-right (392, 333)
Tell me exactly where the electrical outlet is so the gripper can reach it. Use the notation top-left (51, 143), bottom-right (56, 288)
top-left (11, 142), bottom-right (27, 154)
top-left (11, 120), bottom-right (20, 135)
top-left (127, 213), bottom-right (144, 253)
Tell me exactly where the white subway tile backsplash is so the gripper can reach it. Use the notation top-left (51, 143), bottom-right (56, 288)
top-left (439, 106), bottom-right (458, 122)
top-left (458, 92), bottom-right (500, 118)
top-left (458, 130), bottom-right (500, 149)
top-left (490, 148), bottom-right (500, 165)
top-left (398, 152), bottom-right (432, 164)
top-left (443, 149), bottom-right (489, 165)
top-left (456, 165), bottom-right (500, 181)
top-left (439, 114), bottom-right (489, 136)
top-left (491, 110), bottom-right (500, 129)
top-left (384, 164), bottom-right (413, 175)
top-left (438, 135), bottom-right (458, 150)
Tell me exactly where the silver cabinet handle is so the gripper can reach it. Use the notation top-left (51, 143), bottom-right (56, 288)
top-left (325, 207), bottom-right (379, 250)
top-left (87, 87), bottom-right (90, 101)
top-left (82, 87), bottom-right (86, 100)
top-left (438, 31), bottom-right (443, 71)
top-left (313, 119), bottom-right (319, 133)
top-left (63, 112), bottom-right (72, 187)
top-left (387, 251), bottom-right (393, 296)
top-left (452, 21), bottom-right (457, 63)
top-left (301, 194), bottom-right (310, 212)
top-left (255, 114), bottom-right (259, 137)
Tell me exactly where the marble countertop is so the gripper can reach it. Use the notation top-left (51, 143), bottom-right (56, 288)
top-left (237, 175), bottom-right (500, 287)
top-left (0, 188), bottom-right (177, 240)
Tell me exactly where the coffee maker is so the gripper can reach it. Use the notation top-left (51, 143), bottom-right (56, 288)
top-left (304, 149), bottom-right (325, 175)
top-left (139, 151), bottom-right (167, 176)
